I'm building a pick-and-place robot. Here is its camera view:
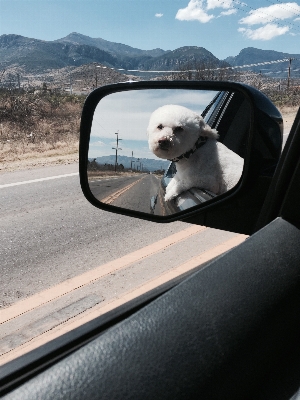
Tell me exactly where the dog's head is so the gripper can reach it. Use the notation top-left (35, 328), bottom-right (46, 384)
top-left (147, 104), bottom-right (218, 160)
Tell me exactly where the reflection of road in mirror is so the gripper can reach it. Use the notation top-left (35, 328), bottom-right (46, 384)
top-left (88, 172), bottom-right (162, 214)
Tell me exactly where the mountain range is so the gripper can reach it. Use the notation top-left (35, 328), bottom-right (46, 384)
top-left (225, 47), bottom-right (300, 77)
top-left (92, 155), bottom-right (169, 172)
top-left (0, 32), bottom-right (299, 78)
top-left (0, 32), bottom-right (228, 74)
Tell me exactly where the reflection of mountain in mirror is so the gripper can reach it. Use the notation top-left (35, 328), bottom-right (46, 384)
top-left (88, 89), bottom-right (247, 216)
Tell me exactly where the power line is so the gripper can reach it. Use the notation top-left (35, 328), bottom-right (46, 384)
top-left (232, 0), bottom-right (300, 34)
top-left (264, 0), bottom-right (300, 16)
top-left (118, 58), bottom-right (297, 73)
top-left (179, 0), bottom-right (300, 38)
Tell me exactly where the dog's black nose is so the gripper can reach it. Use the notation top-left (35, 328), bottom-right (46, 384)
top-left (158, 139), bottom-right (170, 150)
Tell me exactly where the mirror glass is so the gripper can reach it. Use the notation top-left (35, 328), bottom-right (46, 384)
top-left (88, 89), bottom-right (248, 216)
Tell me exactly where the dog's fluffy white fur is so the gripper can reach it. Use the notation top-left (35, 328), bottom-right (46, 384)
top-left (147, 104), bottom-right (243, 201)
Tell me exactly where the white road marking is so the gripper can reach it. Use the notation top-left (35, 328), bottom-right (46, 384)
top-left (0, 172), bottom-right (78, 189)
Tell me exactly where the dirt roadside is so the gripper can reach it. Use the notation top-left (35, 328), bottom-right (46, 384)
top-left (0, 147), bottom-right (79, 174)
top-left (278, 106), bottom-right (299, 133)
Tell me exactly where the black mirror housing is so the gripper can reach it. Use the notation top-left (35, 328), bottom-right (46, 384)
top-left (79, 81), bottom-right (282, 235)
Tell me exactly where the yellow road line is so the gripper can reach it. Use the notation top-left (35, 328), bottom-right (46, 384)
top-left (0, 225), bottom-right (207, 325)
top-left (0, 233), bottom-right (247, 366)
top-left (101, 177), bottom-right (144, 204)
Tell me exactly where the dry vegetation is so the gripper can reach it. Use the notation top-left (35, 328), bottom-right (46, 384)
top-left (1, 61), bottom-right (299, 173)
top-left (0, 63), bottom-right (140, 172)
top-left (0, 88), bottom-right (84, 170)
top-left (160, 61), bottom-right (299, 134)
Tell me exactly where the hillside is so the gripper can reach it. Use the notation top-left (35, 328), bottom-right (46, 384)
top-left (0, 33), bottom-right (229, 75)
top-left (57, 35), bottom-right (229, 71)
top-left (225, 47), bottom-right (300, 77)
top-left (57, 32), bottom-right (167, 58)
top-left (93, 155), bottom-right (169, 172)
top-left (136, 46), bottom-right (229, 71)
top-left (0, 34), bottom-right (118, 73)
top-left (1, 33), bottom-right (299, 80)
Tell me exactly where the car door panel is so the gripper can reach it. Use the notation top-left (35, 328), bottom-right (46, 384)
top-left (4, 217), bottom-right (300, 400)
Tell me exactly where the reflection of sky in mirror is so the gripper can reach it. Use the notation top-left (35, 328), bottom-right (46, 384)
top-left (89, 89), bottom-right (218, 159)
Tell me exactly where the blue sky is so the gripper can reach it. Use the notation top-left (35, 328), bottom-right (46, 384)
top-left (89, 89), bottom-right (219, 159)
top-left (0, 0), bottom-right (299, 59)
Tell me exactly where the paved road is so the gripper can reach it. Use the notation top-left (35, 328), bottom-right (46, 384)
top-left (89, 173), bottom-right (160, 213)
top-left (0, 164), bottom-right (189, 308)
top-left (112, 174), bottom-right (160, 213)
top-left (0, 163), bottom-right (246, 362)
top-left (0, 164), bottom-right (238, 308)
top-left (89, 174), bottom-right (145, 202)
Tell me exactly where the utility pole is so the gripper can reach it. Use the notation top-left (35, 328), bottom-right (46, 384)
top-left (17, 74), bottom-right (20, 90)
top-left (112, 132), bottom-right (122, 172)
top-left (94, 65), bottom-right (106, 88)
top-left (131, 151), bottom-right (134, 170)
top-left (94, 64), bottom-right (100, 88)
top-left (287, 58), bottom-right (292, 89)
top-left (101, 66), bottom-right (107, 85)
top-left (69, 73), bottom-right (73, 95)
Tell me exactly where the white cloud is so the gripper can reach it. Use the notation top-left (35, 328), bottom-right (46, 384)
top-left (175, 0), bottom-right (238, 23)
top-left (238, 23), bottom-right (290, 40)
top-left (91, 89), bottom-right (217, 141)
top-left (239, 3), bottom-right (300, 26)
top-left (206, 0), bottom-right (234, 10)
top-left (237, 3), bottom-right (300, 40)
top-left (175, 0), bottom-right (214, 23)
top-left (220, 9), bottom-right (237, 16)
top-left (92, 140), bottom-right (107, 147)
top-left (155, 13), bottom-right (163, 18)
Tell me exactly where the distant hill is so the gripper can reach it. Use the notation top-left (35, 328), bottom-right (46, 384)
top-left (57, 35), bottom-right (229, 71)
top-left (135, 46), bottom-right (229, 71)
top-left (56, 32), bottom-right (168, 59)
top-left (1, 33), bottom-right (299, 79)
top-left (92, 155), bottom-right (169, 172)
top-left (225, 47), bottom-right (300, 78)
top-left (0, 33), bottom-right (229, 74)
top-left (0, 34), bottom-right (118, 73)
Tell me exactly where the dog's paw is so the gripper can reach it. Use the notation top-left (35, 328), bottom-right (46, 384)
top-left (165, 189), bottom-right (178, 202)
top-left (164, 192), bottom-right (173, 202)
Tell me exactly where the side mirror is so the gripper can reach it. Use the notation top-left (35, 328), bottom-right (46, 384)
top-left (79, 81), bottom-right (283, 235)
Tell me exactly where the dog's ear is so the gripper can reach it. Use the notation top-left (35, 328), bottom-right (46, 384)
top-left (199, 117), bottom-right (219, 139)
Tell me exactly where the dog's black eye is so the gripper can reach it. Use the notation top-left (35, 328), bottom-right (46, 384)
top-left (174, 126), bottom-right (184, 133)
top-left (157, 124), bottom-right (163, 130)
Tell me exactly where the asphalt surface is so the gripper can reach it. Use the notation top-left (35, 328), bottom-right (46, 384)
top-left (112, 174), bottom-right (160, 212)
top-left (89, 174), bottom-right (144, 202)
top-left (0, 164), bottom-right (245, 360)
top-left (89, 173), bottom-right (161, 213)
top-left (0, 164), bottom-right (189, 308)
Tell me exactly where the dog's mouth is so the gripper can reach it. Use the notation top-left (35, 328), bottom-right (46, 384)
top-left (157, 136), bottom-right (173, 151)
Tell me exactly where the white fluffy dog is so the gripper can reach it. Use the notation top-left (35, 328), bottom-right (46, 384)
top-left (147, 104), bottom-right (243, 202)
